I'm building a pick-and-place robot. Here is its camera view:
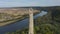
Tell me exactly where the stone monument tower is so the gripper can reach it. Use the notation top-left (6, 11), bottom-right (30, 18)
top-left (29, 8), bottom-right (34, 34)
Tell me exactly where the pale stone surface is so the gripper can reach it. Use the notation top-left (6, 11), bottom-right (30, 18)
top-left (29, 8), bottom-right (34, 34)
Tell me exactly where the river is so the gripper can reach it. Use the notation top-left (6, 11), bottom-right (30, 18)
top-left (0, 11), bottom-right (47, 34)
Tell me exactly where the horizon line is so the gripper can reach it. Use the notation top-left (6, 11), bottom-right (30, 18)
top-left (0, 5), bottom-right (60, 8)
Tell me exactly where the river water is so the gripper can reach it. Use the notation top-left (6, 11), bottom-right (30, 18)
top-left (0, 11), bottom-right (47, 34)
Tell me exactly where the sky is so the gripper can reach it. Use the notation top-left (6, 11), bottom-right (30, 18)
top-left (0, 0), bottom-right (60, 7)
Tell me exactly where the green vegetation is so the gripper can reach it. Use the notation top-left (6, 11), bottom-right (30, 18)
top-left (5, 10), bottom-right (60, 34)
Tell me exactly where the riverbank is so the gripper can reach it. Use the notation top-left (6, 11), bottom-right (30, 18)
top-left (0, 11), bottom-right (40, 26)
top-left (0, 16), bottom-right (25, 26)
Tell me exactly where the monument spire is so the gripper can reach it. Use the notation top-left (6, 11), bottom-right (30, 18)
top-left (29, 8), bottom-right (34, 34)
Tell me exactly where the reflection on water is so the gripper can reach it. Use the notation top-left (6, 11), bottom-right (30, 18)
top-left (34, 11), bottom-right (47, 18)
